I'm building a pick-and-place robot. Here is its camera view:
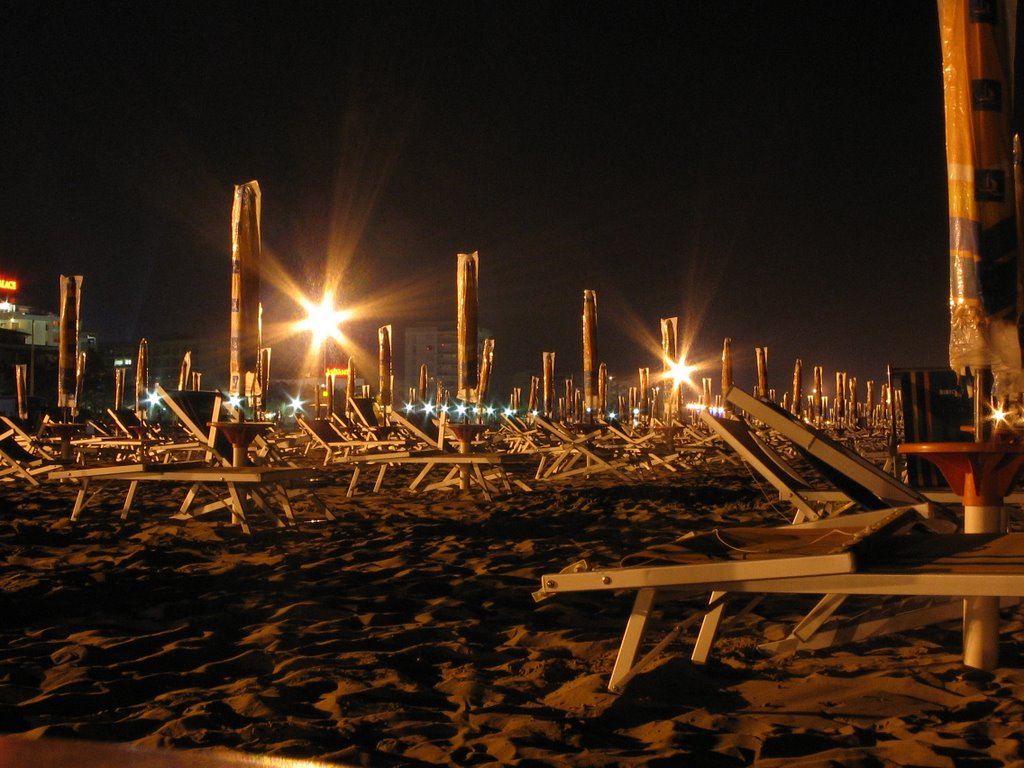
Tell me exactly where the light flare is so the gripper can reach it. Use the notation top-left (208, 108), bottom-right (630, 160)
top-left (663, 356), bottom-right (699, 390)
top-left (295, 291), bottom-right (351, 348)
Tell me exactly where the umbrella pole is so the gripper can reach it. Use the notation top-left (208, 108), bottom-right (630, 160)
top-left (969, 364), bottom-right (1000, 668)
top-left (973, 367), bottom-right (989, 442)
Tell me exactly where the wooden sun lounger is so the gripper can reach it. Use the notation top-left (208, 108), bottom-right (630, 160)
top-left (536, 507), bottom-right (1024, 692)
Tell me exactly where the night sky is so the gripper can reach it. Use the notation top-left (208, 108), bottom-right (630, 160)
top-left (1, 2), bottom-right (949, 396)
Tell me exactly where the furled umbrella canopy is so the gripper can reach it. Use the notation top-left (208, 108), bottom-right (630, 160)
top-left (258, 346), bottom-right (271, 418)
top-left (939, 1), bottom-right (1023, 394)
top-left (756, 347), bottom-right (769, 400)
top-left (542, 352), bottom-right (555, 419)
top-left (638, 367), bottom-right (650, 420)
top-left (598, 362), bottom-right (608, 417)
top-left (230, 180), bottom-right (262, 401)
top-left (346, 355), bottom-right (356, 418)
top-left (135, 338), bottom-right (149, 419)
top-left (582, 290), bottom-right (598, 414)
top-left (527, 375), bottom-right (539, 415)
top-left (418, 364), bottom-right (429, 403)
top-left (113, 366), bottom-right (125, 411)
top-left (721, 338), bottom-right (733, 405)
top-left (791, 359), bottom-right (803, 416)
top-left (178, 351), bottom-right (192, 391)
top-left (378, 325), bottom-right (393, 409)
top-left (57, 274), bottom-right (82, 413)
top-left (456, 251), bottom-right (479, 403)
top-left (661, 316), bottom-right (680, 419)
top-left (661, 317), bottom-right (678, 369)
top-left (477, 338), bottom-right (495, 415)
top-left (74, 351), bottom-right (86, 416)
top-left (15, 364), bottom-right (27, 422)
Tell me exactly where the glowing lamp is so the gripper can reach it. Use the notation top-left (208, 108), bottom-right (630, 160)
top-left (297, 292), bottom-right (350, 348)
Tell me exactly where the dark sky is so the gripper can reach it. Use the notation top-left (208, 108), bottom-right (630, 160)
top-left (1, 2), bottom-right (949, 395)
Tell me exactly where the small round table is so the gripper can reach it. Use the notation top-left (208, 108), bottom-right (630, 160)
top-left (899, 440), bottom-right (1024, 669)
top-left (209, 421), bottom-right (274, 467)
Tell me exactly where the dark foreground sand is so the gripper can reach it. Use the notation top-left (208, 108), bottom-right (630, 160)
top-left (1, 467), bottom-right (1023, 766)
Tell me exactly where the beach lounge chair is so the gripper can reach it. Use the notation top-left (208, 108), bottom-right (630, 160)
top-left (531, 416), bottom-right (632, 483)
top-left (702, 410), bottom-right (890, 523)
top-left (0, 416), bottom-right (57, 461)
top-left (0, 424), bottom-right (61, 485)
top-left (295, 412), bottom-right (402, 466)
top-left (536, 506), bottom-right (1024, 692)
top-left (52, 385), bottom-right (331, 531)
top-left (696, 393), bottom-right (959, 661)
top-left (724, 385), bottom-right (929, 510)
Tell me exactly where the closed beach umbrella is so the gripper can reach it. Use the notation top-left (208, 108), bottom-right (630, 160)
top-left (477, 338), bottom-right (495, 412)
top-left (57, 274), bottom-right (82, 413)
top-left (756, 347), bottom-right (768, 400)
top-left (939, 2), bottom-right (1021, 399)
top-left (418, 363), bottom-right (429, 403)
top-left (113, 367), bottom-right (125, 411)
top-left (542, 352), bottom-right (555, 418)
top-left (721, 338), bottom-right (733, 403)
top-left (258, 347), bottom-right (271, 417)
top-left (527, 375), bottom-right (539, 415)
top-left (456, 251), bottom-right (479, 403)
top-left (582, 290), bottom-right (598, 414)
top-left (15, 363), bottom-right (27, 421)
top-left (345, 355), bottom-right (356, 417)
top-left (135, 338), bottom-right (149, 419)
top-left (661, 316), bottom-right (679, 419)
top-left (230, 180), bottom-right (262, 401)
top-left (178, 351), bottom-right (192, 391)
top-left (813, 365), bottom-right (824, 424)
top-left (638, 367), bottom-right (650, 419)
top-left (378, 325), bottom-right (393, 409)
top-left (791, 359), bottom-right (803, 416)
top-left (325, 372), bottom-right (335, 418)
top-left (661, 317), bottom-right (678, 369)
top-left (74, 351), bottom-right (86, 416)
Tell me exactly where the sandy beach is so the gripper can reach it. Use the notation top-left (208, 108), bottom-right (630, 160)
top-left (1, 466), bottom-right (1023, 767)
